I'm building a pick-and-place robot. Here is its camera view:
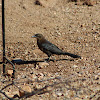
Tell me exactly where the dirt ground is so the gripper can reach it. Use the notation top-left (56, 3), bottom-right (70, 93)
top-left (0, 0), bottom-right (100, 100)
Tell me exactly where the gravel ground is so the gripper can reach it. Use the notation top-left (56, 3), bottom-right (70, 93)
top-left (0, 0), bottom-right (100, 100)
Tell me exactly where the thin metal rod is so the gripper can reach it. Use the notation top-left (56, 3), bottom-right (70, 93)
top-left (5, 57), bottom-right (15, 78)
top-left (2, 0), bottom-right (6, 74)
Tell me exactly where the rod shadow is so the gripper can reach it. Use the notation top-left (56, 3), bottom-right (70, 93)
top-left (11, 58), bottom-right (74, 65)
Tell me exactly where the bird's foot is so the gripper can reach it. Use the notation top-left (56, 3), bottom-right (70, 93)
top-left (50, 59), bottom-right (55, 62)
top-left (44, 58), bottom-right (50, 62)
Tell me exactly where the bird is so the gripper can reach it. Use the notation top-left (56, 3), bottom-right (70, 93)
top-left (32, 34), bottom-right (81, 61)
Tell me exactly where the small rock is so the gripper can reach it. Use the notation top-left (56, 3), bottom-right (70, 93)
top-left (7, 70), bottom-right (13, 76)
top-left (72, 65), bottom-right (78, 68)
top-left (36, 73), bottom-right (44, 80)
top-left (78, 74), bottom-right (82, 77)
top-left (35, 84), bottom-right (43, 89)
top-left (76, 1), bottom-right (83, 5)
top-left (13, 91), bottom-right (19, 98)
top-left (46, 86), bottom-right (53, 91)
top-left (31, 74), bottom-right (37, 79)
top-left (57, 65), bottom-right (63, 69)
top-left (39, 62), bottom-right (49, 66)
top-left (25, 51), bottom-right (28, 54)
top-left (83, 0), bottom-right (97, 6)
top-left (74, 97), bottom-right (82, 100)
top-left (56, 92), bottom-right (63, 97)
top-left (19, 85), bottom-right (32, 97)
top-left (35, 0), bottom-right (57, 7)
top-left (57, 32), bottom-right (61, 36)
top-left (38, 62), bottom-right (49, 68)
top-left (5, 92), bottom-right (14, 98)
top-left (52, 92), bottom-right (57, 97)
top-left (75, 0), bottom-right (97, 6)
top-left (94, 75), bottom-right (99, 80)
top-left (98, 73), bottom-right (100, 76)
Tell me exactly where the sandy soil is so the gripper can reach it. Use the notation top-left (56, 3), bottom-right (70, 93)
top-left (0, 0), bottom-right (100, 100)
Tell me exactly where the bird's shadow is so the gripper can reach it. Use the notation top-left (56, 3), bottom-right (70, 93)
top-left (11, 58), bottom-right (74, 65)
top-left (56, 58), bottom-right (74, 61)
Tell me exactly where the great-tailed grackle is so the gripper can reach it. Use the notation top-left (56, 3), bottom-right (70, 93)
top-left (32, 34), bottom-right (81, 60)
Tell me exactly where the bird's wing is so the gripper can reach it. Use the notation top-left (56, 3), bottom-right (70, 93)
top-left (42, 41), bottom-right (63, 54)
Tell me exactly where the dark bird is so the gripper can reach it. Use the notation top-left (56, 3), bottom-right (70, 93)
top-left (32, 34), bottom-right (81, 61)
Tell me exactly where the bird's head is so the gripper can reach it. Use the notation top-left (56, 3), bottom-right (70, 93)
top-left (32, 34), bottom-right (44, 40)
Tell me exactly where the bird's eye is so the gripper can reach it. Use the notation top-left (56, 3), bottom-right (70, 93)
top-left (35, 34), bottom-right (42, 38)
top-left (36, 35), bottom-right (39, 37)
top-left (38, 35), bottom-right (41, 38)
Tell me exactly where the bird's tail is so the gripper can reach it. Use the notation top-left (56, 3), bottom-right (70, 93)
top-left (61, 52), bottom-right (81, 58)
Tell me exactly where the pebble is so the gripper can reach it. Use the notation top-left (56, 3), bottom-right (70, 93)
top-left (94, 75), bottom-right (99, 80)
top-left (72, 65), bottom-right (78, 68)
top-left (57, 65), bottom-right (63, 69)
top-left (7, 70), bottom-right (13, 76)
top-left (36, 73), bottom-right (44, 80)
top-left (31, 74), bottom-right (37, 79)
top-left (74, 97), bottom-right (83, 100)
top-left (37, 62), bottom-right (49, 69)
top-left (98, 73), bottom-right (100, 75)
top-left (35, 0), bottom-right (57, 7)
top-left (39, 62), bottom-right (49, 67)
top-left (19, 85), bottom-right (32, 97)
top-left (5, 92), bottom-right (14, 98)
top-left (46, 86), bottom-right (53, 91)
top-left (56, 92), bottom-right (63, 96)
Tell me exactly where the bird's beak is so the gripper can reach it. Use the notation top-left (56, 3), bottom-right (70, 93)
top-left (32, 35), bottom-right (36, 38)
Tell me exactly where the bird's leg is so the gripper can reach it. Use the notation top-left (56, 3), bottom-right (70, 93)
top-left (48, 56), bottom-right (51, 61)
top-left (45, 55), bottom-right (55, 62)
top-left (45, 56), bottom-right (55, 62)
top-left (51, 56), bottom-right (56, 62)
